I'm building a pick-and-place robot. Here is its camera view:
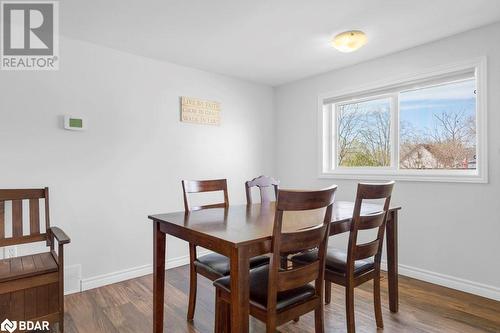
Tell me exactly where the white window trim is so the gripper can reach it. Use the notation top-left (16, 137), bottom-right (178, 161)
top-left (317, 57), bottom-right (488, 183)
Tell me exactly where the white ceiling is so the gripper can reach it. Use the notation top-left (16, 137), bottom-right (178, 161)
top-left (61, 0), bottom-right (500, 86)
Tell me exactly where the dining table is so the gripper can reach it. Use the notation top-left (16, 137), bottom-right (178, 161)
top-left (148, 201), bottom-right (401, 333)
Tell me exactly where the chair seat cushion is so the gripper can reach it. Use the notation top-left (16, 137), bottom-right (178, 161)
top-left (194, 253), bottom-right (269, 277)
top-left (291, 248), bottom-right (374, 275)
top-left (0, 252), bottom-right (58, 283)
top-left (213, 264), bottom-right (316, 311)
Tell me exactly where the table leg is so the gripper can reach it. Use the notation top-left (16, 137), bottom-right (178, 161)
top-left (229, 246), bottom-right (250, 333)
top-left (153, 221), bottom-right (166, 333)
top-left (386, 210), bottom-right (399, 313)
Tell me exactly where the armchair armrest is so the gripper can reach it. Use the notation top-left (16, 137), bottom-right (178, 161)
top-left (50, 226), bottom-right (71, 245)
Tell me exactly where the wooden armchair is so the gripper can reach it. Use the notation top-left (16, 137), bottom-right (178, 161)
top-left (0, 188), bottom-right (70, 332)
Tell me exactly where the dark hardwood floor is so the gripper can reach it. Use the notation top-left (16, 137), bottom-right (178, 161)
top-left (64, 265), bottom-right (500, 333)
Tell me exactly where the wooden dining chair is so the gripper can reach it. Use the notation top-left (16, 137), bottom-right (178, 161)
top-left (292, 181), bottom-right (394, 333)
top-left (0, 188), bottom-right (70, 332)
top-left (245, 175), bottom-right (289, 268)
top-left (245, 175), bottom-right (279, 204)
top-left (213, 186), bottom-right (337, 333)
top-left (182, 179), bottom-right (269, 321)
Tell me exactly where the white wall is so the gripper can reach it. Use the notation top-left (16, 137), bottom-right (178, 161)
top-left (1, 22), bottom-right (498, 300)
top-left (274, 23), bottom-right (500, 299)
top-left (0, 37), bottom-right (274, 289)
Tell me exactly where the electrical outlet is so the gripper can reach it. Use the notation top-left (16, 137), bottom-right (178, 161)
top-left (4, 246), bottom-right (17, 258)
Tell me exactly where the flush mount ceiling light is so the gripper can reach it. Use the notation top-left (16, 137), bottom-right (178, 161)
top-left (332, 30), bottom-right (367, 53)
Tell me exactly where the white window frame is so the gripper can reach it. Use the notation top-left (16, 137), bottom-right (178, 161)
top-left (318, 57), bottom-right (488, 183)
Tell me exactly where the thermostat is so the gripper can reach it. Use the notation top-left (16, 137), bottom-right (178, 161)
top-left (64, 115), bottom-right (86, 131)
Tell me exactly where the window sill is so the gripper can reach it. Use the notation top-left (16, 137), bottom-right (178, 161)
top-left (318, 170), bottom-right (488, 184)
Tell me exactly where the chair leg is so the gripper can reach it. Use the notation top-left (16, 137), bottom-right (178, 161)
top-left (345, 285), bottom-right (355, 333)
top-left (215, 289), bottom-right (232, 333)
top-left (59, 315), bottom-right (64, 333)
top-left (215, 290), bottom-right (221, 333)
top-left (374, 272), bottom-right (384, 328)
top-left (187, 244), bottom-right (197, 321)
top-left (314, 304), bottom-right (325, 333)
top-left (325, 281), bottom-right (332, 304)
top-left (223, 302), bottom-right (231, 333)
top-left (266, 317), bottom-right (276, 333)
top-left (217, 290), bottom-right (231, 333)
top-left (59, 291), bottom-right (64, 332)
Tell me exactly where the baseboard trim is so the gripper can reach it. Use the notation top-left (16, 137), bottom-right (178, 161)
top-left (382, 261), bottom-right (500, 301)
top-left (80, 264), bottom-right (152, 292)
top-left (77, 255), bottom-right (500, 301)
top-left (80, 250), bottom-right (211, 292)
top-left (64, 288), bottom-right (81, 295)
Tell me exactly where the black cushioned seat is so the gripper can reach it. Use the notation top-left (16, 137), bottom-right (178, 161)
top-left (195, 253), bottom-right (269, 277)
top-left (291, 247), bottom-right (374, 275)
top-left (213, 264), bottom-right (316, 311)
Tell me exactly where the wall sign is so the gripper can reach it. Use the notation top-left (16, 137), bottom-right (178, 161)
top-left (180, 96), bottom-right (221, 126)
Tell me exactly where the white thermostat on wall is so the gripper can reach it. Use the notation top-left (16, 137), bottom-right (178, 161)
top-left (64, 115), bottom-right (87, 131)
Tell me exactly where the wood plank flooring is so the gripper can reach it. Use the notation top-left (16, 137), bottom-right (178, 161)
top-left (63, 265), bottom-right (500, 332)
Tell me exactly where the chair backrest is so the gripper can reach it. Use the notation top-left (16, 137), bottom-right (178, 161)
top-left (245, 175), bottom-right (279, 204)
top-left (182, 179), bottom-right (229, 211)
top-left (0, 188), bottom-right (50, 247)
top-left (267, 186), bottom-right (337, 312)
top-left (347, 181), bottom-right (395, 274)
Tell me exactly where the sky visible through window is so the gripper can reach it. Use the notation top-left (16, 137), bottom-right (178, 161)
top-left (400, 79), bottom-right (476, 134)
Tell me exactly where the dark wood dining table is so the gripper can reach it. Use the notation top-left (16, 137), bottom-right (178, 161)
top-left (148, 201), bottom-right (401, 333)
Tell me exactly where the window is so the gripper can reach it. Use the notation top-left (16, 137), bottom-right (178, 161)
top-left (319, 59), bottom-right (487, 182)
top-left (399, 80), bottom-right (476, 170)
top-left (337, 97), bottom-right (391, 167)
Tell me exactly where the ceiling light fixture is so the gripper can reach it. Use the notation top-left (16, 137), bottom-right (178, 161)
top-left (332, 30), bottom-right (367, 53)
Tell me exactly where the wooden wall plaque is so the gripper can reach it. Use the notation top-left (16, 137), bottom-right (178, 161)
top-left (180, 96), bottom-right (221, 125)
